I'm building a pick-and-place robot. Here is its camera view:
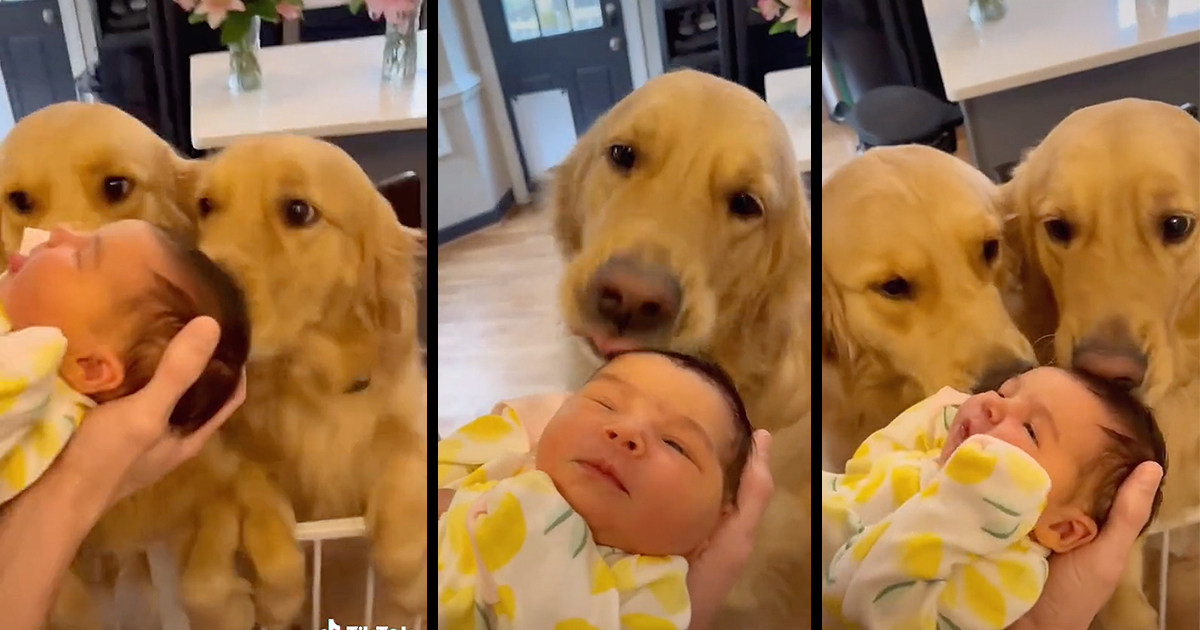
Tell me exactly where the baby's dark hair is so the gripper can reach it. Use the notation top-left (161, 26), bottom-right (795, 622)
top-left (1069, 369), bottom-right (1167, 535)
top-left (971, 362), bottom-right (1167, 536)
top-left (94, 228), bottom-right (250, 434)
top-left (601, 349), bottom-right (753, 504)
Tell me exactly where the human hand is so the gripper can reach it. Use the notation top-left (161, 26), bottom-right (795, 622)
top-left (1011, 461), bottom-right (1163, 630)
top-left (685, 430), bottom-right (774, 630)
top-left (62, 317), bottom-right (246, 506)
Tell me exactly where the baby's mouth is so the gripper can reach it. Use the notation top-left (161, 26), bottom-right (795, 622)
top-left (578, 459), bottom-right (629, 494)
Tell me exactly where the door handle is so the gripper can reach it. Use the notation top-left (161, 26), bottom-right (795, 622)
top-left (609, 36), bottom-right (622, 51)
top-left (43, 8), bottom-right (56, 24)
top-left (604, 1), bottom-right (618, 27)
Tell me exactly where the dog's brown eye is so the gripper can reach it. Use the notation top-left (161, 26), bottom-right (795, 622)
top-left (982, 238), bottom-right (1000, 265)
top-left (1161, 215), bottom-right (1194, 244)
top-left (1043, 218), bottom-right (1073, 244)
top-left (198, 197), bottom-right (214, 219)
top-left (877, 277), bottom-right (912, 300)
top-left (6, 191), bottom-right (33, 215)
top-left (281, 199), bottom-right (319, 228)
top-left (102, 176), bottom-right (133, 203)
top-left (728, 193), bottom-right (763, 219)
top-left (607, 144), bottom-right (636, 172)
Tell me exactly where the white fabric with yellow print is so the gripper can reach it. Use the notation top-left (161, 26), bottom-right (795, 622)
top-left (438, 401), bottom-right (692, 630)
top-left (822, 387), bottom-right (1052, 630)
top-left (0, 299), bottom-right (95, 506)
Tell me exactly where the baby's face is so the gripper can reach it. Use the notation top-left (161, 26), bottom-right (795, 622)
top-left (940, 366), bottom-right (1114, 549)
top-left (0, 220), bottom-right (169, 394)
top-left (535, 353), bottom-right (734, 557)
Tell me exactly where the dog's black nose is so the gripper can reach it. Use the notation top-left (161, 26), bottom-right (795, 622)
top-left (1072, 324), bottom-right (1149, 388)
top-left (588, 255), bottom-right (681, 336)
top-left (970, 355), bottom-right (1038, 394)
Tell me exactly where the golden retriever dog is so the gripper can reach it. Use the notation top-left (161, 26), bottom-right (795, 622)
top-left (821, 145), bottom-right (1035, 471)
top-left (1004, 98), bottom-right (1200, 629)
top-left (0, 102), bottom-right (197, 256)
top-left (0, 102), bottom-right (304, 630)
top-left (195, 135), bottom-right (429, 621)
top-left (551, 70), bottom-right (813, 628)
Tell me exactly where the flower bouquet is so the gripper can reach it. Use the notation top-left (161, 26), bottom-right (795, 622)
top-left (754, 0), bottom-right (811, 37)
top-left (175, 0), bottom-right (304, 93)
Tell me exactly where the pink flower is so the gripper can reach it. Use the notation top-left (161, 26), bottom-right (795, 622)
top-left (756, 0), bottom-right (779, 20)
top-left (364, 0), bottom-right (419, 25)
top-left (275, 1), bottom-right (301, 20)
top-left (174, 0), bottom-right (198, 11)
top-left (778, 0), bottom-right (811, 37)
top-left (195, 0), bottom-right (246, 28)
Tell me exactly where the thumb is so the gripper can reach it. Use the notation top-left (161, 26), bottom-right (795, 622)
top-left (139, 317), bottom-right (221, 411)
top-left (1094, 461), bottom-right (1162, 550)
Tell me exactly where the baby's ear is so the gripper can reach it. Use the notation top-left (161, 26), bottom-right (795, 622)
top-left (66, 348), bottom-right (126, 396)
top-left (1035, 507), bottom-right (1099, 553)
top-left (685, 503), bottom-right (738, 564)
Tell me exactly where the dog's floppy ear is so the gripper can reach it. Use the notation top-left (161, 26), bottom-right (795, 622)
top-left (821, 264), bottom-right (853, 363)
top-left (164, 152), bottom-right (206, 244)
top-left (998, 149), bottom-right (1060, 361)
top-left (362, 194), bottom-right (425, 362)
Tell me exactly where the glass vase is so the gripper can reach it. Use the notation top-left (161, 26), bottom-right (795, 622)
top-left (228, 15), bottom-right (263, 94)
top-left (382, 7), bottom-right (420, 85)
top-left (968, 0), bottom-right (1006, 24)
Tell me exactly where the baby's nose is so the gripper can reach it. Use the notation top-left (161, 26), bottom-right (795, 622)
top-left (605, 426), bottom-right (646, 453)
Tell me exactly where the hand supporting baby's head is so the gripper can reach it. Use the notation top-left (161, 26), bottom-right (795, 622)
top-left (948, 365), bottom-right (1167, 553)
top-left (535, 349), bottom-right (753, 557)
top-left (0, 220), bottom-right (249, 434)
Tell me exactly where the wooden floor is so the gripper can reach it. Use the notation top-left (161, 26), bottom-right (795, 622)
top-left (435, 204), bottom-right (573, 436)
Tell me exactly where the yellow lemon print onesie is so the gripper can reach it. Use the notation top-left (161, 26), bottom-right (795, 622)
top-left (0, 300), bottom-right (95, 506)
top-left (822, 387), bottom-right (1052, 630)
top-left (438, 401), bottom-right (692, 630)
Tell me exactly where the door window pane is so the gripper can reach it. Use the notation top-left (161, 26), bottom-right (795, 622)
top-left (533, 0), bottom-right (572, 36)
top-left (502, 0), bottom-right (541, 42)
top-left (567, 0), bottom-right (603, 30)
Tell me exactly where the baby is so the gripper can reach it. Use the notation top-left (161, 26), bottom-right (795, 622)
top-left (822, 365), bottom-right (1167, 630)
top-left (0, 221), bottom-right (249, 506)
top-left (437, 349), bottom-right (753, 630)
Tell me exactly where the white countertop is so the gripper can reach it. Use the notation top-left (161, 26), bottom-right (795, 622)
top-left (922, 0), bottom-right (1200, 101)
top-left (765, 66), bottom-right (812, 174)
top-left (190, 30), bottom-right (428, 149)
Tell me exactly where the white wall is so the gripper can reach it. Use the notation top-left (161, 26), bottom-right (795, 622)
top-left (437, 0), bottom-right (516, 231)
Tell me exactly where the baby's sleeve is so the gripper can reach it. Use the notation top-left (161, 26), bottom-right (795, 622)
top-left (827, 435), bottom-right (1051, 630)
top-left (843, 387), bottom-right (969, 475)
top-left (437, 405), bottom-right (531, 488)
top-left (437, 472), bottom-right (691, 630)
top-left (0, 328), bottom-right (68, 449)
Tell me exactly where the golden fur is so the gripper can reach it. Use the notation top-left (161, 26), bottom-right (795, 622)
top-left (0, 103), bottom-right (301, 630)
top-left (1003, 98), bottom-right (1200, 629)
top-left (821, 145), bottom-right (1034, 471)
top-left (195, 135), bottom-right (429, 621)
top-left (550, 70), bottom-right (813, 628)
top-left (0, 102), bottom-right (197, 255)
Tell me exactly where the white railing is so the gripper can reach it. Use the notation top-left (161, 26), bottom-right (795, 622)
top-left (1147, 510), bottom-right (1200, 630)
top-left (146, 517), bottom-right (425, 630)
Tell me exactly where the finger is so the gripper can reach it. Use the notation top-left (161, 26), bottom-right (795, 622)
top-left (1092, 461), bottom-right (1162, 552)
top-left (139, 317), bottom-right (221, 411)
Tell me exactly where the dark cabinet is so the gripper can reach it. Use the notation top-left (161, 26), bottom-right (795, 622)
top-left (653, 0), bottom-right (809, 98)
